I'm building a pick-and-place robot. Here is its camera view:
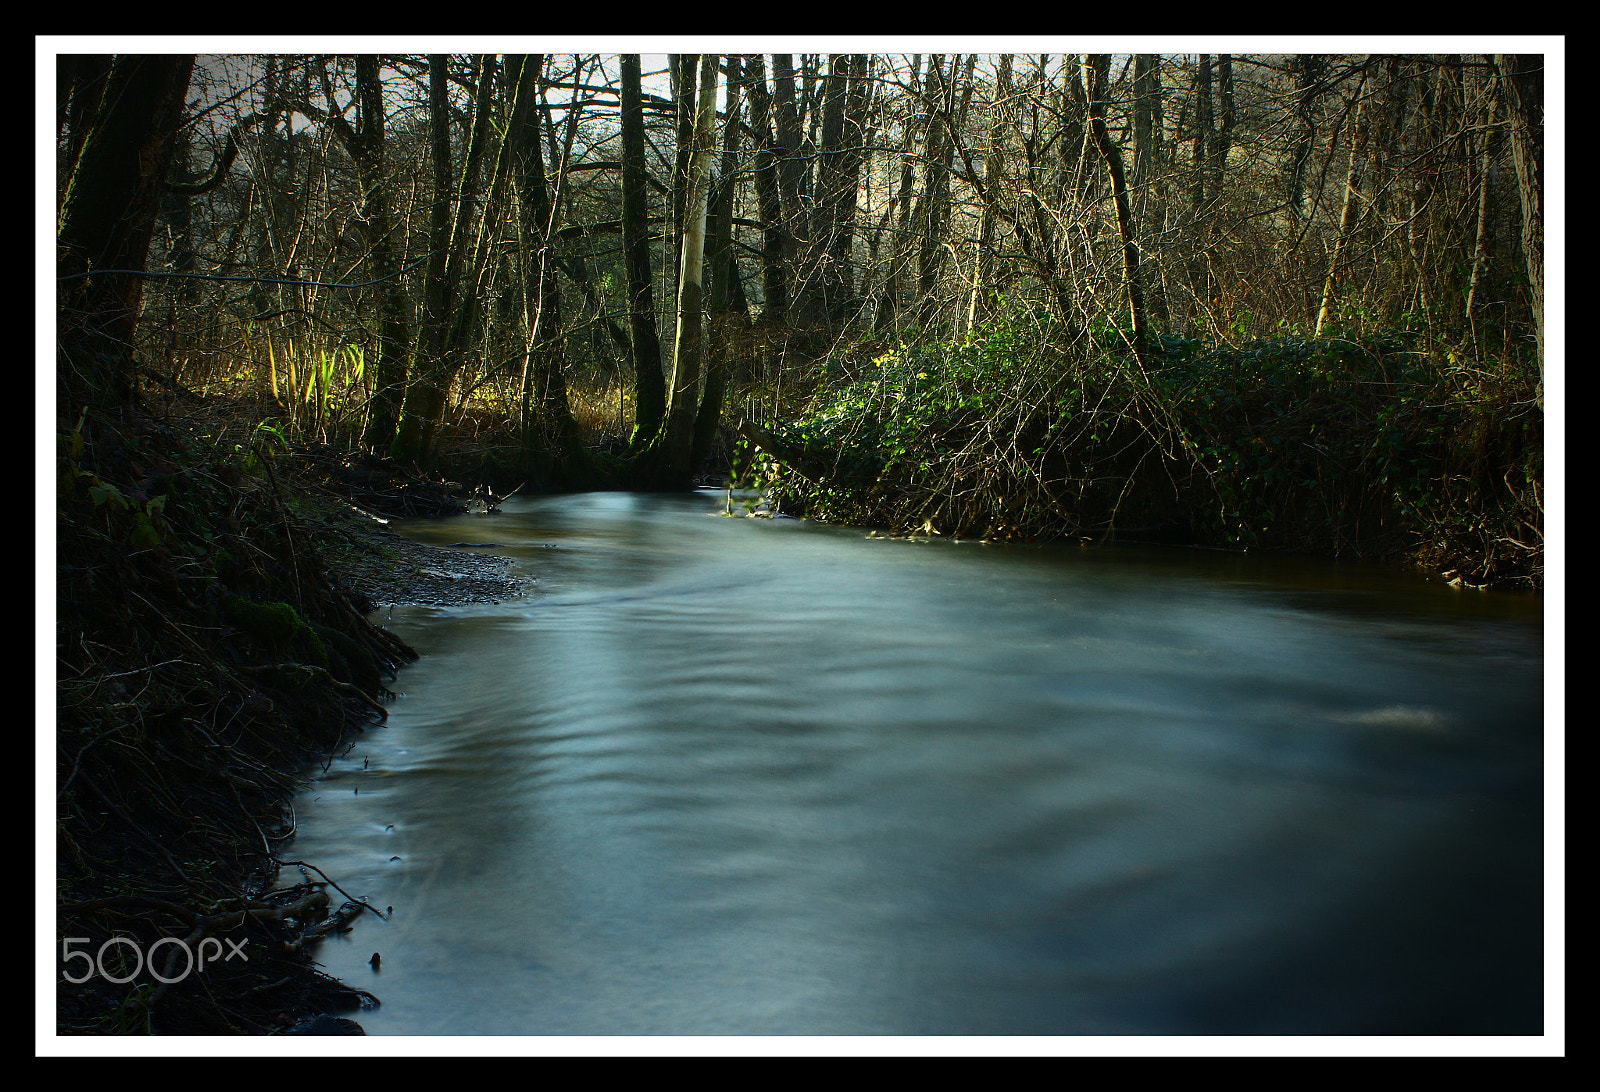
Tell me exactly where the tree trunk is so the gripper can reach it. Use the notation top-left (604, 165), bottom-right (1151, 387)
top-left (355, 56), bottom-right (412, 453)
top-left (1210, 55), bottom-right (1234, 207)
top-left (1316, 88), bottom-right (1369, 337)
top-left (506, 54), bottom-right (589, 486)
top-left (828, 55), bottom-right (870, 328)
top-left (1495, 53), bottom-right (1543, 406)
top-left (1464, 67), bottom-right (1498, 349)
top-left (770, 54), bottom-right (811, 325)
top-left (618, 54), bottom-right (668, 450)
top-left (967, 55), bottom-right (1011, 336)
top-left (1192, 55), bottom-right (1213, 209)
top-left (390, 55), bottom-right (505, 468)
top-left (389, 55), bottom-right (456, 466)
top-left (666, 54), bottom-right (707, 317)
top-left (312, 56), bottom-right (412, 453)
top-left (914, 55), bottom-right (957, 328)
top-left (57, 54), bottom-right (195, 416)
top-left (874, 54), bottom-right (922, 334)
top-left (692, 57), bottom-right (749, 472)
top-left (1054, 55), bottom-right (1095, 327)
top-left (1132, 54), bottom-right (1169, 326)
top-left (740, 55), bottom-right (790, 327)
top-left (1084, 54), bottom-right (1149, 361)
top-left (647, 54), bottom-right (719, 488)
top-left (1286, 55), bottom-right (1326, 222)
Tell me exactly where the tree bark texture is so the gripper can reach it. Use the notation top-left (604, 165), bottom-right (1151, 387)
top-left (648, 54), bottom-right (719, 488)
top-left (58, 54), bottom-right (195, 415)
top-left (621, 54), bottom-right (668, 449)
top-left (389, 55), bottom-right (457, 466)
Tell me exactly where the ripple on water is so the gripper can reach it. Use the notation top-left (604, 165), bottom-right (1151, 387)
top-left (289, 493), bottom-right (1545, 1036)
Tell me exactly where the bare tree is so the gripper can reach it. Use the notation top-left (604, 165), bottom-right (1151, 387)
top-left (506, 54), bottom-right (590, 484)
top-left (302, 56), bottom-right (412, 452)
top-left (1084, 54), bottom-right (1149, 360)
top-left (1316, 70), bottom-right (1371, 337)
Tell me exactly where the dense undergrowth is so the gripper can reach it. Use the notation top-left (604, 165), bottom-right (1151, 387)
top-left (56, 397), bottom-right (421, 1034)
top-left (741, 305), bottom-right (1543, 589)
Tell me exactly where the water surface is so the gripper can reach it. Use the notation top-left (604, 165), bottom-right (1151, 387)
top-left (286, 491), bottom-right (1545, 1037)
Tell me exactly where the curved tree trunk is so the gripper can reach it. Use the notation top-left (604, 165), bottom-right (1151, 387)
top-left (1084, 54), bottom-right (1149, 362)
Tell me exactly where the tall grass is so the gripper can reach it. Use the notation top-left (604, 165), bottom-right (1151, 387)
top-left (168, 322), bottom-right (373, 448)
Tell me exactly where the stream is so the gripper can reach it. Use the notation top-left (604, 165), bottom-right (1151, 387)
top-left (284, 490), bottom-right (1546, 1037)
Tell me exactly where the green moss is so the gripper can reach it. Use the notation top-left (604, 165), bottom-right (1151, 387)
top-left (222, 596), bottom-right (328, 665)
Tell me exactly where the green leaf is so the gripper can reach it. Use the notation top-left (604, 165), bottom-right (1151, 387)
top-left (88, 481), bottom-right (128, 511)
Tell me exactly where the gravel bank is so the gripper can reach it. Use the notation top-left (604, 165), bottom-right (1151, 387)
top-left (305, 497), bottom-right (528, 610)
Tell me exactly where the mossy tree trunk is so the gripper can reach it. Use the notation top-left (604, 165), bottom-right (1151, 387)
top-left (692, 57), bottom-right (750, 472)
top-left (638, 54), bottom-right (718, 489)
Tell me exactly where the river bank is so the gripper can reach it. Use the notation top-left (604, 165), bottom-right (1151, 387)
top-left (742, 330), bottom-right (1543, 592)
top-left (54, 399), bottom-right (525, 1037)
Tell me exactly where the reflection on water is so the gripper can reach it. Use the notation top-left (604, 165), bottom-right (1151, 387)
top-left (286, 491), bottom-right (1545, 1036)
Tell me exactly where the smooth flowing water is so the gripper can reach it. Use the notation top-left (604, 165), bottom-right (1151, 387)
top-left (286, 491), bottom-right (1545, 1037)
